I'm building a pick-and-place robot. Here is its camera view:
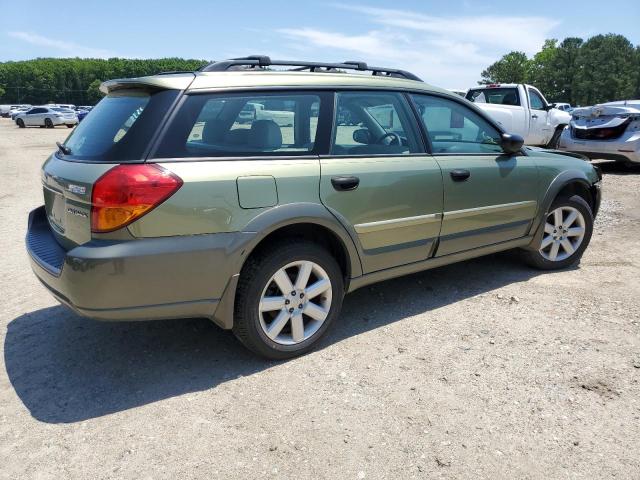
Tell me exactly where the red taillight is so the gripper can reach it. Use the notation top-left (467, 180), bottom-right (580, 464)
top-left (91, 164), bottom-right (183, 233)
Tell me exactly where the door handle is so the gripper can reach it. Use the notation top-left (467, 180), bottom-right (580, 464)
top-left (531, 114), bottom-right (538, 119)
top-left (331, 176), bottom-right (360, 191)
top-left (450, 169), bottom-right (471, 182)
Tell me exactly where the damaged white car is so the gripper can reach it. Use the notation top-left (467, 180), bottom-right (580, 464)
top-left (558, 100), bottom-right (640, 166)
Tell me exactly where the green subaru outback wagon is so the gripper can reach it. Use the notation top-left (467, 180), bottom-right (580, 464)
top-left (27, 56), bottom-right (601, 359)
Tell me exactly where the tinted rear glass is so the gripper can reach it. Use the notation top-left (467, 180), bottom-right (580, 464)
top-left (62, 89), bottom-right (178, 162)
top-left (155, 92), bottom-right (327, 158)
top-left (466, 88), bottom-right (520, 106)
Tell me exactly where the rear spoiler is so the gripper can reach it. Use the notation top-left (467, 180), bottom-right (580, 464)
top-left (100, 73), bottom-right (196, 94)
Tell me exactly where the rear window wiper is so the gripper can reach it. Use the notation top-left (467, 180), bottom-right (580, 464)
top-left (56, 142), bottom-right (72, 155)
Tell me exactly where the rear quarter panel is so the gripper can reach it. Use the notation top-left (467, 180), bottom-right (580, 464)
top-left (128, 158), bottom-right (322, 237)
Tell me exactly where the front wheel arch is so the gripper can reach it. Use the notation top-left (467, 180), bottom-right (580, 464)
top-left (546, 124), bottom-right (567, 149)
top-left (527, 174), bottom-right (594, 251)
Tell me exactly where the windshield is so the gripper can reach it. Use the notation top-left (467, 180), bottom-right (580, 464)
top-left (62, 88), bottom-right (179, 162)
top-left (466, 88), bottom-right (520, 106)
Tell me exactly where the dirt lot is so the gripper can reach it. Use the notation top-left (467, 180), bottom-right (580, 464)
top-left (0, 119), bottom-right (639, 479)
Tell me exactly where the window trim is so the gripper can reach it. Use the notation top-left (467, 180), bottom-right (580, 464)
top-left (148, 85), bottom-right (514, 162)
top-left (527, 87), bottom-right (547, 111)
top-left (149, 89), bottom-right (333, 161)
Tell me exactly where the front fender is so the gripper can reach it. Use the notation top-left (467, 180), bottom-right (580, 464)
top-left (526, 170), bottom-right (593, 249)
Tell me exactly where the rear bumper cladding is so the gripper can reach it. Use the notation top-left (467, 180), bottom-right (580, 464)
top-left (26, 206), bottom-right (251, 325)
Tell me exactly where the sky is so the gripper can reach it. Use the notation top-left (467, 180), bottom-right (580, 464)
top-left (1, 0), bottom-right (639, 88)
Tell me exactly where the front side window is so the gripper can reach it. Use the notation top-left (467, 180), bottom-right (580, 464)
top-left (528, 89), bottom-right (545, 110)
top-left (411, 94), bottom-right (503, 154)
top-left (156, 93), bottom-right (323, 158)
top-left (330, 91), bottom-right (421, 156)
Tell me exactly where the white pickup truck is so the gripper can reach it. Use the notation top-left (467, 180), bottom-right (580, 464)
top-left (465, 84), bottom-right (571, 148)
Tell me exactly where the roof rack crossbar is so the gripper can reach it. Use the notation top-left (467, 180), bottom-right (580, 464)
top-left (199, 56), bottom-right (423, 81)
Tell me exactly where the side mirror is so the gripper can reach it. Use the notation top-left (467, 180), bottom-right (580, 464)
top-left (544, 104), bottom-right (555, 111)
top-left (501, 133), bottom-right (524, 154)
top-left (352, 128), bottom-right (372, 144)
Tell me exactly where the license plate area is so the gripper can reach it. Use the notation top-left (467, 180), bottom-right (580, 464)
top-left (43, 185), bottom-right (66, 233)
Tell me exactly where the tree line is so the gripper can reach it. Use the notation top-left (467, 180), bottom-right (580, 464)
top-left (0, 58), bottom-right (208, 105)
top-left (1, 35), bottom-right (638, 107)
top-left (480, 34), bottom-right (640, 106)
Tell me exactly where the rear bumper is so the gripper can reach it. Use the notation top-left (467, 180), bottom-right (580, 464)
top-left (558, 129), bottom-right (640, 163)
top-left (26, 206), bottom-right (251, 326)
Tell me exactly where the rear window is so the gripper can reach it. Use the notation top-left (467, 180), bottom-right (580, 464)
top-left (62, 89), bottom-right (179, 162)
top-left (466, 88), bottom-right (520, 106)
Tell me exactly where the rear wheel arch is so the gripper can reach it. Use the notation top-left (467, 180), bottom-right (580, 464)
top-left (242, 220), bottom-right (359, 288)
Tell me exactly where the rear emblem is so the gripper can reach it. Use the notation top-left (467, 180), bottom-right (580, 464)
top-left (67, 184), bottom-right (86, 195)
top-left (66, 207), bottom-right (88, 218)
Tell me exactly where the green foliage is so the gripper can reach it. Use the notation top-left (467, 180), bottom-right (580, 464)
top-left (480, 51), bottom-right (530, 84)
top-left (0, 57), bottom-right (208, 105)
top-left (86, 79), bottom-right (104, 104)
top-left (479, 34), bottom-right (640, 105)
top-left (0, 85), bottom-right (5, 98)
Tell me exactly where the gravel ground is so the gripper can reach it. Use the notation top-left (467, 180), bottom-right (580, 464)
top-left (0, 119), bottom-right (639, 479)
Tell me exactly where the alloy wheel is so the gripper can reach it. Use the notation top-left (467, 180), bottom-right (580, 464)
top-left (539, 206), bottom-right (586, 261)
top-left (258, 260), bottom-right (332, 345)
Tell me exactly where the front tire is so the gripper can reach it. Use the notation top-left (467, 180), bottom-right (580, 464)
top-left (16, 119), bottom-right (25, 128)
top-left (521, 195), bottom-right (593, 270)
top-left (233, 241), bottom-right (344, 359)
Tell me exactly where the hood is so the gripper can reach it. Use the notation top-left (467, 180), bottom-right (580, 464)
top-left (525, 146), bottom-right (589, 161)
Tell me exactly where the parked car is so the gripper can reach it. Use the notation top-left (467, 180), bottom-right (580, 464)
top-left (10, 106), bottom-right (31, 120)
top-left (26, 56), bottom-right (601, 359)
top-left (76, 109), bottom-right (90, 122)
top-left (15, 106), bottom-right (78, 128)
top-left (4, 104), bottom-right (30, 118)
top-left (554, 102), bottom-right (573, 112)
top-left (2, 105), bottom-right (26, 117)
top-left (237, 101), bottom-right (295, 126)
top-left (466, 84), bottom-right (571, 148)
top-left (558, 100), bottom-right (640, 166)
top-left (49, 103), bottom-right (76, 111)
top-left (448, 89), bottom-right (467, 97)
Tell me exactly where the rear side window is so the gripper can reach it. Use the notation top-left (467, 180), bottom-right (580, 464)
top-left (466, 88), bottom-right (520, 106)
top-left (62, 89), bottom-right (179, 162)
top-left (330, 91), bottom-right (422, 156)
top-left (411, 94), bottom-right (503, 154)
top-left (155, 92), bottom-right (326, 158)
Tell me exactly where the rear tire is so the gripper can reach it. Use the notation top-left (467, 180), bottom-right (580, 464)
top-left (521, 195), bottom-right (593, 270)
top-left (45, 118), bottom-right (53, 128)
top-left (233, 241), bottom-right (344, 359)
top-left (16, 119), bottom-right (25, 128)
top-left (66, 124), bottom-right (74, 128)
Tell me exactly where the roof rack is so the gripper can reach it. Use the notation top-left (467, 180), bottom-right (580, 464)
top-left (199, 56), bottom-right (423, 82)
